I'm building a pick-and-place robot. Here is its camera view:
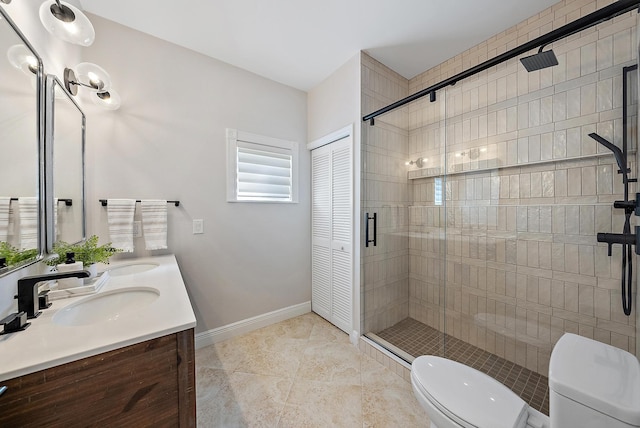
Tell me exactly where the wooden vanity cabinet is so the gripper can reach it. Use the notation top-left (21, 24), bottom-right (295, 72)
top-left (0, 329), bottom-right (195, 427)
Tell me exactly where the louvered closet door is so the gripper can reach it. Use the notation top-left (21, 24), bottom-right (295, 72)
top-left (311, 146), bottom-right (331, 320)
top-left (311, 136), bottom-right (352, 334)
top-left (330, 140), bottom-right (352, 333)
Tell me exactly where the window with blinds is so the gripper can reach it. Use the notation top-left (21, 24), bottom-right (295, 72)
top-left (226, 129), bottom-right (298, 203)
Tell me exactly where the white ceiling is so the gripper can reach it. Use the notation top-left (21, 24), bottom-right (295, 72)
top-left (78, 0), bottom-right (560, 91)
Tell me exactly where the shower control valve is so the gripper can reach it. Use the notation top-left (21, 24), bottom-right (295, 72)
top-left (614, 200), bottom-right (637, 215)
top-left (597, 230), bottom-right (640, 257)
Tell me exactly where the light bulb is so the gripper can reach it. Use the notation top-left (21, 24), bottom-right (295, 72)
top-left (7, 44), bottom-right (39, 76)
top-left (75, 62), bottom-right (111, 92)
top-left (64, 21), bottom-right (78, 35)
top-left (92, 89), bottom-right (121, 110)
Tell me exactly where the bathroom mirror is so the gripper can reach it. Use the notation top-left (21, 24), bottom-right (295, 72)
top-left (0, 7), bottom-right (44, 275)
top-left (46, 75), bottom-right (85, 247)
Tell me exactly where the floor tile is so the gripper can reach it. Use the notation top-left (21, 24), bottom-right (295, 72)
top-left (297, 341), bottom-right (361, 385)
top-left (278, 380), bottom-right (363, 428)
top-left (197, 371), bottom-right (291, 427)
top-left (196, 312), bottom-right (430, 428)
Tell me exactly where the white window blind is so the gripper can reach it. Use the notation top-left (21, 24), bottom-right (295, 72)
top-left (434, 177), bottom-right (443, 206)
top-left (227, 129), bottom-right (298, 203)
top-left (237, 143), bottom-right (292, 201)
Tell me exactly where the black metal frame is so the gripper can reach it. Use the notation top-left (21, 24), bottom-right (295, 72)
top-left (363, 0), bottom-right (640, 124)
top-left (99, 199), bottom-right (180, 207)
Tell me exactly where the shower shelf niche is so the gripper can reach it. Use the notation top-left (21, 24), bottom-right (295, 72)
top-left (407, 149), bottom-right (636, 180)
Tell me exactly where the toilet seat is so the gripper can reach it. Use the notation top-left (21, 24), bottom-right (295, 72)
top-left (412, 356), bottom-right (529, 428)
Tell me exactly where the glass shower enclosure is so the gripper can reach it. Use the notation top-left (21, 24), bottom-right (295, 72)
top-left (361, 19), bottom-right (638, 414)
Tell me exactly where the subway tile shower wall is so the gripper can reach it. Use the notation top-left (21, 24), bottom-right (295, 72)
top-left (362, 0), bottom-right (638, 376)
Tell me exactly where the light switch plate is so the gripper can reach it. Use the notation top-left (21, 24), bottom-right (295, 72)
top-left (193, 219), bottom-right (204, 234)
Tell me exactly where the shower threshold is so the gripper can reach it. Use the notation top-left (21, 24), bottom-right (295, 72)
top-left (372, 318), bottom-right (549, 416)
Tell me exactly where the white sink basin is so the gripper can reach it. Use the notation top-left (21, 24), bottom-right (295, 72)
top-left (53, 287), bottom-right (160, 327)
top-left (106, 262), bottom-right (159, 276)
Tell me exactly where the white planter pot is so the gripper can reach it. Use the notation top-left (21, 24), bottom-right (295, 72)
top-left (86, 264), bottom-right (98, 279)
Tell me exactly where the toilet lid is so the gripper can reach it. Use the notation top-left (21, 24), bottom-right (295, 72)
top-left (549, 333), bottom-right (640, 426)
top-left (412, 356), bottom-right (528, 428)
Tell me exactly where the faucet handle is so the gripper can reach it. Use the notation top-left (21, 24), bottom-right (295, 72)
top-left (0, 311), bottom-right (30, 335)
top-left (39, 290), bottom-right (51, 310)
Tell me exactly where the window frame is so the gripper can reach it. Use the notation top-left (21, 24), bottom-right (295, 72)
top-left (226, 128), bottom-right (299, 203)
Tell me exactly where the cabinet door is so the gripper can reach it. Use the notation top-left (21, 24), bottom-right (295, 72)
top-left (311, 137), bottom-right (352, 333)
top-left (0, 330), bottom-right (195, 427)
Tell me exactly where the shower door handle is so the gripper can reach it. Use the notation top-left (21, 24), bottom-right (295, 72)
top-left (365, 212), bottom-right (377, 247)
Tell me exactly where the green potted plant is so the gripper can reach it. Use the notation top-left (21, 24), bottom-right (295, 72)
top-left (0, 242), bottom-right (38, 268)
top-left (46, 235), bottom-right (122, 277)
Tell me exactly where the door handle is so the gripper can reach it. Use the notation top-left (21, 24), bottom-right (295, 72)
top-left (365, 212), bottom-right (377, 247)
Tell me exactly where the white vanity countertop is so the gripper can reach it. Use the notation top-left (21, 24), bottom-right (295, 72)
top-left (0, 254), bottom-right (196, 382)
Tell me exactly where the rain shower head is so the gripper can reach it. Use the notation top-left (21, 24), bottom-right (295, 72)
top-left (520, 47), bottom-right (559, 72)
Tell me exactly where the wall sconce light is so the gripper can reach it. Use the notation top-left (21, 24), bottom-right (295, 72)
top-left (455, 148), bottom-right (487, 160)
top-left (7, 44), bottom-right (38, 75)
top-left (63, 63), bottom-right (111, 94)
top-left (39, 0), bottom-right (95, 47)
top-left (405, 157), bottom-right (425, 168)
top-left (91, 89), bottom-right (121, 110)
top-left (64, 62), bottom-right (121, 110)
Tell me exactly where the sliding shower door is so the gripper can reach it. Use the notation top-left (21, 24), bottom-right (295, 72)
top-left (360, 54), bottom-right (448, 361)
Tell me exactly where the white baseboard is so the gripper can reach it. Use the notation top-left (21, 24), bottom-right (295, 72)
top-left (195, 301), bottom-right (311, 349)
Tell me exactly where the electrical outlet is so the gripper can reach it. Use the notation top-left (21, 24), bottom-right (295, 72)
top-left (193, 219), bottom-right (204, 234)
top-left (133, 221), bottom-right (142, 238)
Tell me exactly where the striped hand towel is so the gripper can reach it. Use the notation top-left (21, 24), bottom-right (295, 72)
top-left (0, 197), bottom-right (10, 242)
top-left (54, 198), bottom-right (59, 240)
top-left (19, 197), bottom-right (38, 250)
top-left (107, 199), bottom-right (136, 252)
top-left (141, 200), bottom-right (168, 250)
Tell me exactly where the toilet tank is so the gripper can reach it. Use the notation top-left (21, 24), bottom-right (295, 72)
top-left (549, 333), bottom-right (640, 428)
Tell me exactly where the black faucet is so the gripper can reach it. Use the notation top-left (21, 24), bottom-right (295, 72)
top-left (16, 270), bottom-right (90, 319)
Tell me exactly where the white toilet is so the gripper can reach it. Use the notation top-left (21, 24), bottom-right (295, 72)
top-left (411, 333), bottom-right (640, 428)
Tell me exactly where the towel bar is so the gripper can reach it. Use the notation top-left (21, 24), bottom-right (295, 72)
top-left (99, 199), bottom-right (180, 207)
top-left (9, 198), bottom-right (72, 206)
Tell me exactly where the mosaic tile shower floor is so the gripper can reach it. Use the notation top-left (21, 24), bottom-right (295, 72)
top-left (376, 317), bottom-right (550, 415)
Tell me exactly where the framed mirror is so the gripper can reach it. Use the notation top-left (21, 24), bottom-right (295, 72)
top-left (0, 7), bottom-right (44, 275)
top-left (46, 75), bottom-right (85, 248)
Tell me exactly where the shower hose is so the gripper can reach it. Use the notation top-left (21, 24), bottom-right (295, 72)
top-left (622, 211), bottom-right (633, 316)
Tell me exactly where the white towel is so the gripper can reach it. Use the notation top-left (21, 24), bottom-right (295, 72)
top-left (54, 198), bottom-right (59, 240)
top-left (107, 199), bottom-right (136, 252)
top-left (141, 200), bottom-right (168, 250)
top-left (0, 197), bottom-right (10, 242)
top-left (19, 197), bottom-right (38, 250)
top-left (7, 202), bottom-right (15, 243)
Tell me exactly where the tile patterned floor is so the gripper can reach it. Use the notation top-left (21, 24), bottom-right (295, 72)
top-left (196, 312), bottom-right (429, 427)
top-left (376, 317), bottom-right (550, 415)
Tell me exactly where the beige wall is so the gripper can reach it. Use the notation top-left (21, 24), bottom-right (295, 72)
top-left (83, 16), bottom-right (310, 333)
top-left (308, 53), bottom-right (361, 143)
top-left (360, 53), bottom-right (412, 334)
top-left (307, 52), bottom-right (362, 335)
top-left (404, 0), bottom-right (638, 374)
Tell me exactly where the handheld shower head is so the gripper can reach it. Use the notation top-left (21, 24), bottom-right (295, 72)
top-left (588, 133), bottom-right (627, 175)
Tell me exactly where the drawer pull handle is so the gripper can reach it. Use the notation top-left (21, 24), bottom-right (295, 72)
top-left (0, 386), bottom-right (7, 397)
